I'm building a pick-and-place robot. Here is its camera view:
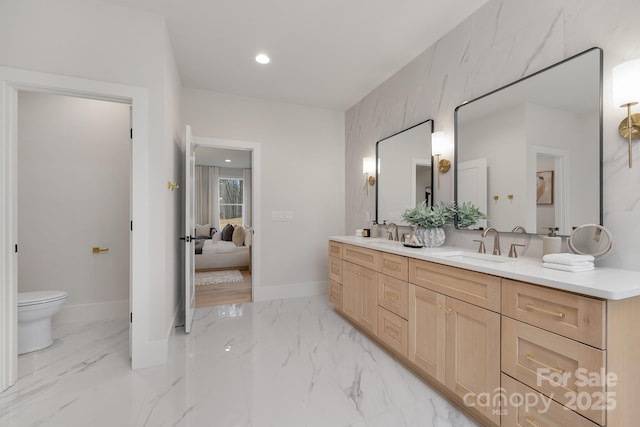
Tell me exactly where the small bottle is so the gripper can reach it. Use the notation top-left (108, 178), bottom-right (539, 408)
top-left (542, 227), bottom-right (562, 256)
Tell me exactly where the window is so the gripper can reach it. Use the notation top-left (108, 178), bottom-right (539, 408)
top-left (219, 178), bottom-right (243, 228)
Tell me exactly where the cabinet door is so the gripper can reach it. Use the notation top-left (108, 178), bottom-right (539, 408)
top-left (445, 297), bottom-right (501, 425)
top-left (408, 285), bottom-right (445, 383)
top-left (342, 261), bottom-right (360, 320)
top-left (359, 266), bottom-right (378, 335)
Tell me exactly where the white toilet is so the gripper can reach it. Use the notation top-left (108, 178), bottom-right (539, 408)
top-left (18, 291), bottom-right (68, 354)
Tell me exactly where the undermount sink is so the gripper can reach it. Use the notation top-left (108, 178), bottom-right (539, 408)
top-left (438, 251), bottom-right (514, 264)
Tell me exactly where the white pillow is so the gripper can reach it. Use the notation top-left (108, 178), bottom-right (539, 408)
top-left (195, 224), bottom-right (211, 237)
top-left (211, 231), bottom-right (222, 243)
top-left (244, 227), bottom-right (252, 246)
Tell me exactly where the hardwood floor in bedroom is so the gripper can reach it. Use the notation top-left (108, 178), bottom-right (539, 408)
top-left (195, 270), bottom-right (252, 307)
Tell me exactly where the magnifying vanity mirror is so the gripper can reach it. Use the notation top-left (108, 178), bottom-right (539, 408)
top-left (568, 224), bottom-right (613, 260)
top-left (376, 120), bottom-right (433, 224)
top-left (454, 47), bottom-right (603, 236)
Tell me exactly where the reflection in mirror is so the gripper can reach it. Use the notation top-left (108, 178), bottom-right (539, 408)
top-left (455, 48), bottom-right (602, 236)
top-left (376, 120), bottom-right (433, 225)
top-left (568, 224), bottom-right (613, 260)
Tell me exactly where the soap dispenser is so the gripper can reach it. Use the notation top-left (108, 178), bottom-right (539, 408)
top-left (542, 227), bottom-right (562, 256)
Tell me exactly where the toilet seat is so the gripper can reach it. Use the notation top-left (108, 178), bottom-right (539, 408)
top-left (18, 291), bottom-right (68, 307)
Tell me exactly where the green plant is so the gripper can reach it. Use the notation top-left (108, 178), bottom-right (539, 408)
top-left (455, 201), bottom-right (487, 229)
top-left (401, 201), bottom-right (454, 228)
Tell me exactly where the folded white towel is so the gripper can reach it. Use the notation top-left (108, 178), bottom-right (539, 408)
top-left (543, 262), bottom-right (595, 272)
top-left (542, 253), bottom-right (595, 265)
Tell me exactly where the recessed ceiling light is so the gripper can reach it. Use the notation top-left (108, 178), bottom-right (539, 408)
top-left (224, 159), bottom-right (231, 162)
top-left (255, 53), bottom-right (270, 65)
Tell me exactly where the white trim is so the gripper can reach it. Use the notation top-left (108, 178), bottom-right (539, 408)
top-left (192, 136), bottom-right (261, 303)
top-left (55, 300), bottom-right (129, 325)
top-left (0, 66), bottom-right (152, 390)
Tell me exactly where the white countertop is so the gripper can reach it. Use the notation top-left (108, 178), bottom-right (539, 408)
top-left (330, 236), bottom-right (640, 300)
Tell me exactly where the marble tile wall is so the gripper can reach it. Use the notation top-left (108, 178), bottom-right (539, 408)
top-left (345, 0), bottom-right (640, 270)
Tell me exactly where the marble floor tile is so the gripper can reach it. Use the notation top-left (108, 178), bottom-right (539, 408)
top-left (0, 296), bottom-right (479, 427)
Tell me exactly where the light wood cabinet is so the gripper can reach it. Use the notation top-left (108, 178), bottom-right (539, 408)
top-left (502, 316), bottom-right (606, 424)
top-left (408, 284), bottom-right (445, 382)
top-left (409, 258), bottom-right (501, 311)
top-left (377, 307), bottom-right (408, 357)
top-left (502, 278), bottom-right (605, 349)
top-left (408, 283), bottom-right (501, 425)
top-left (328, 240), bottom-right (640, 426)
top-left (501, 373), bottom-right (600, 427)
top-left (341, 260), bottom-right (378, 335)
top-left (329, 280), bottom-right (342, 310)
top-left (378, 273), bottom-right (408, 319)
top-left (445, 296), bottom-right (501, 425)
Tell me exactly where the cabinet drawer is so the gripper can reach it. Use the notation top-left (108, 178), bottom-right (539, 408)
top-left (377, 307), bottom-right (408, 357)
top-left (329, 280), bottom-right (342, 310)
top-left (501, 374), bottom-right (599, 427)
top-left (343, 244), bottom-right (380, 271)
top-left (378, 274), bottom-right (408, 319)
top-left (380, 252), bottom-right (408, 281)
top-left (329, 256), bottom-right (343, 283)
top-left (409, 259), bottom-right (501, 311)
top-left (329, 240), bottom-right (343, 259)
top-left (501, 317), bottom-right (605, 425)
top-left (502, 279), bottom-right (605, 349)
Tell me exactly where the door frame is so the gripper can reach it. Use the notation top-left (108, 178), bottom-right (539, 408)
top-left (0, 67), bottom-right (150, 391)
top-left (191, 135), bottom-right (261, 302)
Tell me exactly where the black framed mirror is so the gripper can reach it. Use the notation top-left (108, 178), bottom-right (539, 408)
top-left (376, 119), bottom-right (434, 225)
top-left (454, 47), bottom-right (603, 236)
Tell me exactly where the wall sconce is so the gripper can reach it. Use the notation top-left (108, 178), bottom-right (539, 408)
top-left (612, 59), bottom-right (640, 168)
top-left (431, 131), bottom-right (451, 189)
top-left (363, 156), bottom-right (376, 194)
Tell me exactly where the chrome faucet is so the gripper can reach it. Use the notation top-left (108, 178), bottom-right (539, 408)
top-left (481, 227), bottom-right (501, 255)
top-left (511, 225), bottom-right (527, 233)
top-left (385, 222), bottom-right (399, 241)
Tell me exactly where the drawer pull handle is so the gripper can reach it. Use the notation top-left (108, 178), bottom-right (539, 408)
top-left (525, 303), bottom-right (564, 318)
top-left (526, 354), bottom-right (564, 374)
top-left (384, 261), bottom-right (400, 271)
top-left (384, 326), bottom-right (399, 337)
top-left (445, 307), bottom-right (452, 314)
top-left (525, 416), bottom-right (539, 427)
top-left (437, 304), bottom-right (443, 310)
top-left (384, 292), bottom-right (399, 301)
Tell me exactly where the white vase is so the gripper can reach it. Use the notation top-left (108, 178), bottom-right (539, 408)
top-left (417, 227), bottom-right (446, 248)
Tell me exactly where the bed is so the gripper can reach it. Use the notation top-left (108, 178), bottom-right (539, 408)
top-left (195, 238), bottom-right (251, 271)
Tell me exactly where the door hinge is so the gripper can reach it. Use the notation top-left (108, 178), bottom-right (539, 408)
top-left (130, 220), bottom-right (133, 231)
top-left (130, 128), bottom-right (133, 139)
top-left (130, 312), bottom-right (132, 323)
top-left (14, 244), bottom-right (18, 253)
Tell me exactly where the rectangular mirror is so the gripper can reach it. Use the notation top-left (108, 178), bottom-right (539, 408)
top-left (455, 47), bottom-right (602, 236)
top-left (376, 119), bottom-right (434, 225)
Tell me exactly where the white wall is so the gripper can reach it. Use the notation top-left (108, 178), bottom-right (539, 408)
top-left (345, 0), bottom-right (640, 269)
top-left (181, 88), bottom-right (345, 299)
top-left (18, 92), bottom-right (130, 322)
top-left (0, 0), bottom-right (182, 366)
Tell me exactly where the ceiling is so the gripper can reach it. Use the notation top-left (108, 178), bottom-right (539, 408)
top-left (101, 0), bottom-right (489, 111)
top-left (195, 146), bottom-right (252, 168)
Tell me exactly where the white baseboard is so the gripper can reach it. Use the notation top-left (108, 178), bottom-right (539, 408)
top-left (54, 300), bottom-right (129, 325)
top-left (253, 280), bottom-right (328, 302)
top-left (131, 298), bottom-right (181, 370)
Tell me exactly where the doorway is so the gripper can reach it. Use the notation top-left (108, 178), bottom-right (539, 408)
top-left (17, 91), bottom-right (130, 329)
top-left (1, 68), bottom-right (151, 392)
top-left (192, 146), bottom-right (253, 307)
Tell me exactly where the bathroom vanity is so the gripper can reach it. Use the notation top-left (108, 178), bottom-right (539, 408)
top-left (328, 236), bottom-right (640, 427)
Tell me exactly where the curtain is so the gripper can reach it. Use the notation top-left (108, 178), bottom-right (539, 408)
top-left (243, 168), bottom-right (252, 227)
top-left (195, 165), bottom-right (220, 231)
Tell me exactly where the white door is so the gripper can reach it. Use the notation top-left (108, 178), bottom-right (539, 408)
top-left (458, 158), bottom-right (488, 229)
top-left (184, 125), bottom-right (196, 333)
